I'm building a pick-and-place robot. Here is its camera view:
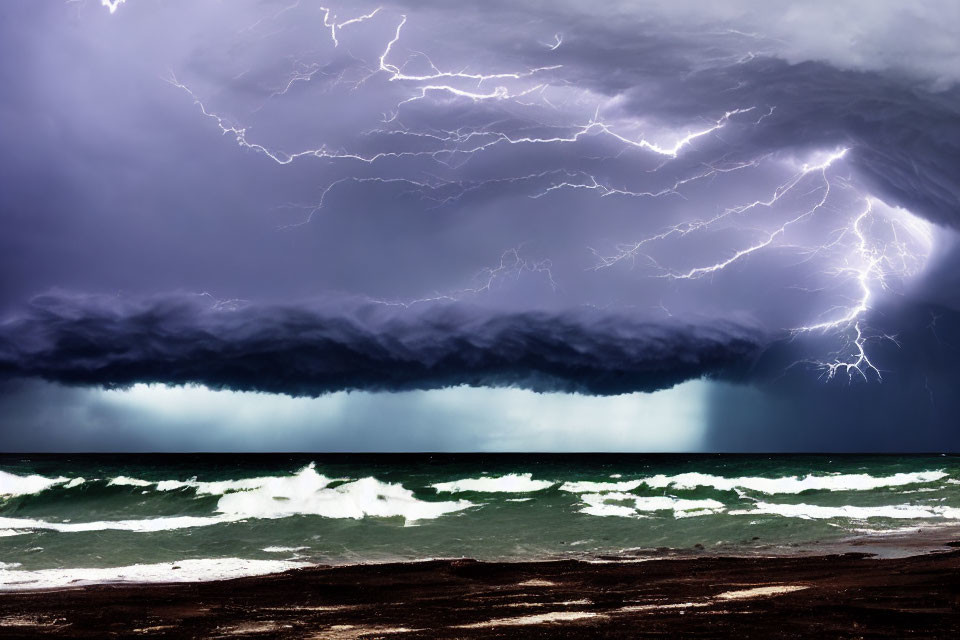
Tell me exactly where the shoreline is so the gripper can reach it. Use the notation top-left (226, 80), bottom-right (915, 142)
top-left (2, 543), bottom-right (959, 638)
top-left (6, 523), bottom-right (960, 594)
top-left (4, 524), bottom-right (960, 594)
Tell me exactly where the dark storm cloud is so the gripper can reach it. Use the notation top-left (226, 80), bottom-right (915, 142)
top-left (604, 58), bottom-right (960, 231)
top-left (0, 293), bottom-right (763, 396)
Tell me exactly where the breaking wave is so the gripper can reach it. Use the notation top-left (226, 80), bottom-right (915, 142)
top-left (730, 502), bottom-right (960, 520)
top-left (0, 464), bottom-right (473, 537)
top-left (2, 456), bottom-right (960, 590)
top-left (559, 471), bottom-right (948, 495)
top-left (0, 470), bottom-right (73, 497)
top-left (2, 464), bottom-right (958, 541)
top-left (215, 471), bottom-right (473, 523)
top-left (432, 473), bottom-right (556, 493)
top-left (579, 493), bottom-right (725, 519)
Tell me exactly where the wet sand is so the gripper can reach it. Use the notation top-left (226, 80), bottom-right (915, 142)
top-left (2, 548), bottom-right (959, 638)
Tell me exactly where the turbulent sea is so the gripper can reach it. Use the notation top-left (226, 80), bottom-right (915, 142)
top-left (2, 454), bottom-right (960, 590)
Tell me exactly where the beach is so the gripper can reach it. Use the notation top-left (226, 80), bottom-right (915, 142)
top-left (4, 455), bottom-right (960, 636)
top-left (2, 547), bottom-right (959, 638)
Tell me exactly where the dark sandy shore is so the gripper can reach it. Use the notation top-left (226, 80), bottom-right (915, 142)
top-left (2, 548), bottom-right (960, 638)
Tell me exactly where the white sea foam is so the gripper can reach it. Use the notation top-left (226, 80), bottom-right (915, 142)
top-left (641, 471), bottom-right (948, 494)
top-left (559, 480), bottom-right (645, 493)
top-left (0, 558), bottom-right (309, 591)
top-left (432, 474), bottom-right (555, 493)
top-left (0, 465), bottom-right (472, 536)
top-left (110, 475), bottom-right (257, 493)
top-left (560, 471), bottom-right (947, 495)
top-left (262, 546), bottom-right (308, 553)
top-left (109, 463), bottom-right (347, 497)
top-left (218, 473), bottom-right (473, 524)
top-left (579, 492), bottom-right (724, 518)
top-left (156, 474), bottom-right (321, 496)
top-left (730, 501), bottom-right (960, 520)
top-left (0, 514), bottom-right (239, 535)
top-left (579, 499), bottom-right (639, 518)
top-left (0, 470), bottom-right (70, 497)
top-left (107, 476), bottom-right (153, 488)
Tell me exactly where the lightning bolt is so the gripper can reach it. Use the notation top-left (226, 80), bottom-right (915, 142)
top-left (790, 198), bottom-right (933, 381)
top-left (100, 0), bottom-right (126, 13)
top-left (166, 4), bottom-right (937, 383)
top-left (367, 247), bottom-right (557, 308)
top-left (321, 6), bottom-right (381, 48)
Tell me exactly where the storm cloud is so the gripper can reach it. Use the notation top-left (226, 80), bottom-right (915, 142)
top-left (2, 0), bottom-right (960, 449)
top-left (0, 293), bottom-right (764, 396)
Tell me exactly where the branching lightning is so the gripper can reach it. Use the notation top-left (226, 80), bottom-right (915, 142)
top-left (100, 0), bottom-right (126, 14)
top-left (790, 198), bottom-right (933, 381)
top-left (321, 6), bottom-right (381, 48)
top-left (367, 247), bottom-right (557, 308)
top-left (166, 3), bottom-right (938, 382)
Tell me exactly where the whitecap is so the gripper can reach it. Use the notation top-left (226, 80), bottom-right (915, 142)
top-left (0, 464), bottom-right (472, 534)
top-left (0, 514), bottom-right (239, 534)
top-left (218, 474), bottom-right (473, 524)
top-left (578, 492), bottom-right (724, 518)
top-left (730, 501), bottom-right (960, 520)
top-left (559, 479), bottom-right (644, 493)
top-left (637, 471), bottom-right (948, 494)
top-left (116, 463), bottom-right (345, 496)
top-left (432, 473), bottom-right (555, 493)
top-left (107, 476), bottom-right (153, 488)
top-left (560, 471), bottom-right (948, 495)
top-left (0, 470), bottom-right (70, 497)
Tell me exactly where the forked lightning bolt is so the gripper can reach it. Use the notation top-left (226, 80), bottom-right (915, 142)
top-left (164, 4), bottom-right (936, 383)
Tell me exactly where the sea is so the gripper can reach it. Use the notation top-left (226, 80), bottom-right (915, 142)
top-left (2, 454), bottom-right (959, 590)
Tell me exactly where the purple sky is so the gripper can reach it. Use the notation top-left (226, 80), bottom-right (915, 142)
top-left (1, 0), bottom-right (960, 450)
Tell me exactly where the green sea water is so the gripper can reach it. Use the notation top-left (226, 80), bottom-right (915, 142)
top-left (1, 454), bottom-right (959, 589)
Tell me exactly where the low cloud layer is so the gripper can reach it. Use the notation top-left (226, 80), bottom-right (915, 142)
top-left (0, 294), bottom-right (764, 396)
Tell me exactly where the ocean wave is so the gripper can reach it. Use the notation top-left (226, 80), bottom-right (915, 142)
top-left (560, 471), bottom-right (948, 495)
top-left (559, 479), bottom-right (645, 493)
top-left (0, 470), bottom-right (74, 497)
top-left (0, 558), bottom-right (309, 591)
top-left (107, 476), bottom-right (153, 488)
top-left (0, 513), bottom-right (239, 535)
top-left (431, 474), bottom-right (555, 493)
top-left (2, 467), bottom-right (274, 497)
top-left (579, 492), bottom-right (725, 519)
top-left (108, 463), bottom-right (341, 496)
top-left (0, 465), bottom-right (473, 535)
top-left (217, 473), bottom-right (473, 524)
top-left (730, 501), bottom-right (960, 520)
